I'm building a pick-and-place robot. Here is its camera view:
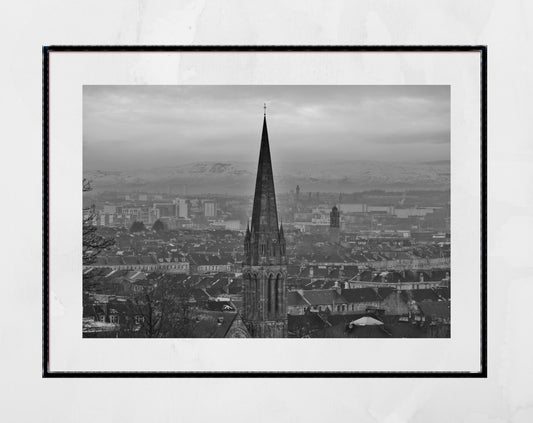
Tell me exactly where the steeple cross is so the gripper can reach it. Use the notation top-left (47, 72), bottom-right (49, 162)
top-left (264, 103), bottom-right (267, 117)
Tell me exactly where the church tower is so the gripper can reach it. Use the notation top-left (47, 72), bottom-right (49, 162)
top-left (329, 205), bottom-right (340, 243)
top-left (243, 106), bottom-right (287, 338)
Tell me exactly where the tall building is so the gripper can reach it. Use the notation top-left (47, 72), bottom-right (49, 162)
top-left (153, 202), bottom-right (176, 218)
top-left (329, 205), bottom-right (340, 243)
top-left (175, 198), bottom-right (188, 218)
top-left (204, 200), bottom-right (216, 218)
top-left (243, 108), bottom-right (287, 338)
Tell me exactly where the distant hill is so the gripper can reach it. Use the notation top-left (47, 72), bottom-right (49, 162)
top-left (83, 160), bottom-right (450, 195)
top-left (420, 160), bottom-right (451, 166)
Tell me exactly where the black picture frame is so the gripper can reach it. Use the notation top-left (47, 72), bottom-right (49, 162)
top-left (43, 45), bottom-right (487, 378)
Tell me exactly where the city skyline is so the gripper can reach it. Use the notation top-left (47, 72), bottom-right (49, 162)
top-left (82, 85), bottom-right (451, 340)
top-left (83, 85), bottom-right (450, 171)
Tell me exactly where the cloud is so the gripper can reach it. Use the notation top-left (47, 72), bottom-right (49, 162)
top-left (83, 85), bottom-right (450, 170)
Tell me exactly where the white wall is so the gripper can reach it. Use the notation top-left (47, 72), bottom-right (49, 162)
top-left (3, 1), bottom-right (533, 422)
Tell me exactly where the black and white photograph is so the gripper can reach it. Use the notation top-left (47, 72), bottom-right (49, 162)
top-left (6, 0), bottom-right (533, 421)
top-left (44, 47), bottom-right (484, 376)
top-left (82, 85), bottom-right (452, 339)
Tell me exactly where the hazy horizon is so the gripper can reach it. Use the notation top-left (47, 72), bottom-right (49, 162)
top-left (84, 85), bottom-right (450, 171)
top-left (84, 157), bottom-right (451, 173)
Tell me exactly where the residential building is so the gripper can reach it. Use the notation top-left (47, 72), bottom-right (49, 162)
top-left (204, 201), bottom-right (216, 218)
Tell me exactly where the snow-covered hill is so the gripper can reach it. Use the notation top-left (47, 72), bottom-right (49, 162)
top-left (84, 160), bottom-right (449, 194)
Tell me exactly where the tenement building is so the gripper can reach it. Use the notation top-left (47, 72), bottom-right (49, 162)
top-left (243, 107), bottom-right (288, 338)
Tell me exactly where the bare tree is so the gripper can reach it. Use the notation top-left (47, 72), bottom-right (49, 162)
top-left (131, 278), bottom-right (195, 338)
top-left (83, 178), bottom-right (115, 265)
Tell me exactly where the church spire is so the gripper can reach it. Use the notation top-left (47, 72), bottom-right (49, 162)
top-left (242, 107), bottom-right (288, 338)
top-left (250, 109), bottom-right (279, 235)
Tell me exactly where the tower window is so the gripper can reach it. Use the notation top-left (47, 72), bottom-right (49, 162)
top-left (275, 274), bottom-right (281, 312)
top-left (267, 275), bottom-right (273, 313)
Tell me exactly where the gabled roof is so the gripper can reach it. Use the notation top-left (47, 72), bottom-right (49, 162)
top-left (418, 301), bottom-right (450, 320)
top-left (340, 266), bottom-right (359, 278)
top-left (409, 289), bottom-right (442, 302)
top-left (341, 288), bottom-right (381, 303)
top-left (358, 270), bottom-right (374, 282)
top-left (189, 288), bottom-right (210, 302)
top-left (287, 291), bottom-right (310, 307)
top-left (377, 287), bottom-right (395, 299)
top-left (206, 286), bottom-right (225, 298)
top-left (350, 316), bottom-right (384, 326)
top-left (301, 289), bottom-right (348, 305)
top-left (195, 276), bottom-right (215, 289)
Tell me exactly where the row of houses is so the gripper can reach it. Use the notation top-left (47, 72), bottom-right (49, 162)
top-left (293, 242), bottom-right (450, 270)
top-left (287, 286), bottom-right (450, 317)
top-left (85, 252), bottom-right (233, 274)
top-left (286, 267), bottom-right (450, 291)
top-left (83, 267), bottom-right (243, 300)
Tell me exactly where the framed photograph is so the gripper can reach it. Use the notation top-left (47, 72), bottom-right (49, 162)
top-left (43, 45), bottom-right (486, 377)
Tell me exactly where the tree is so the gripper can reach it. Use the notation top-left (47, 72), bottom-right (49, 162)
top-left (130, 220), bottom-right (146, 232)
top-left (129, 277), bottom-right (195, 338)
top-left (152, 219), bottom-right (166, 232)
top-left (83, 178), bottom-right (115, 265)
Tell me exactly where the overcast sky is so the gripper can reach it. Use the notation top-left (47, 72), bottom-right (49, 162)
top-left (83, 85), bottom-right (450, 170)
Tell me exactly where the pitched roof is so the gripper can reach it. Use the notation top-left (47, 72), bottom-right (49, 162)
top-left (377, 287), bottom-right (395, 299)
top-left (349, 316), bottom-right (384, 326)
top-left (301, 289), bottom-right (348, 305)
top-left (188, 311), bottom-right (239, 338)
top-left (418, 301), bottom-right (450, 320)
top-left (435, 287), bottom-right (450, 300)
top-left (188, 254), bottom-right (225, 266)
top-left (341, 266), bottom-right (359, 278)
top-left (341, 288), bottom-right (381, 303)
top-left (288, 313), bottom-right (328, 334)
top-left (410, 289), bottom-right (441, 302)
top-left (106, 256), bottom-right (125, 266)
top-left (121, 256), bottom-right (157, 265)
top-left (287, 291), bottom-right (310, 307)
top-left (206, 300), bottom-right (235, 312)
top-left (189, 288), bottom-right (210, 302)
top-left (300, 267), bottom-right (329, 278)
